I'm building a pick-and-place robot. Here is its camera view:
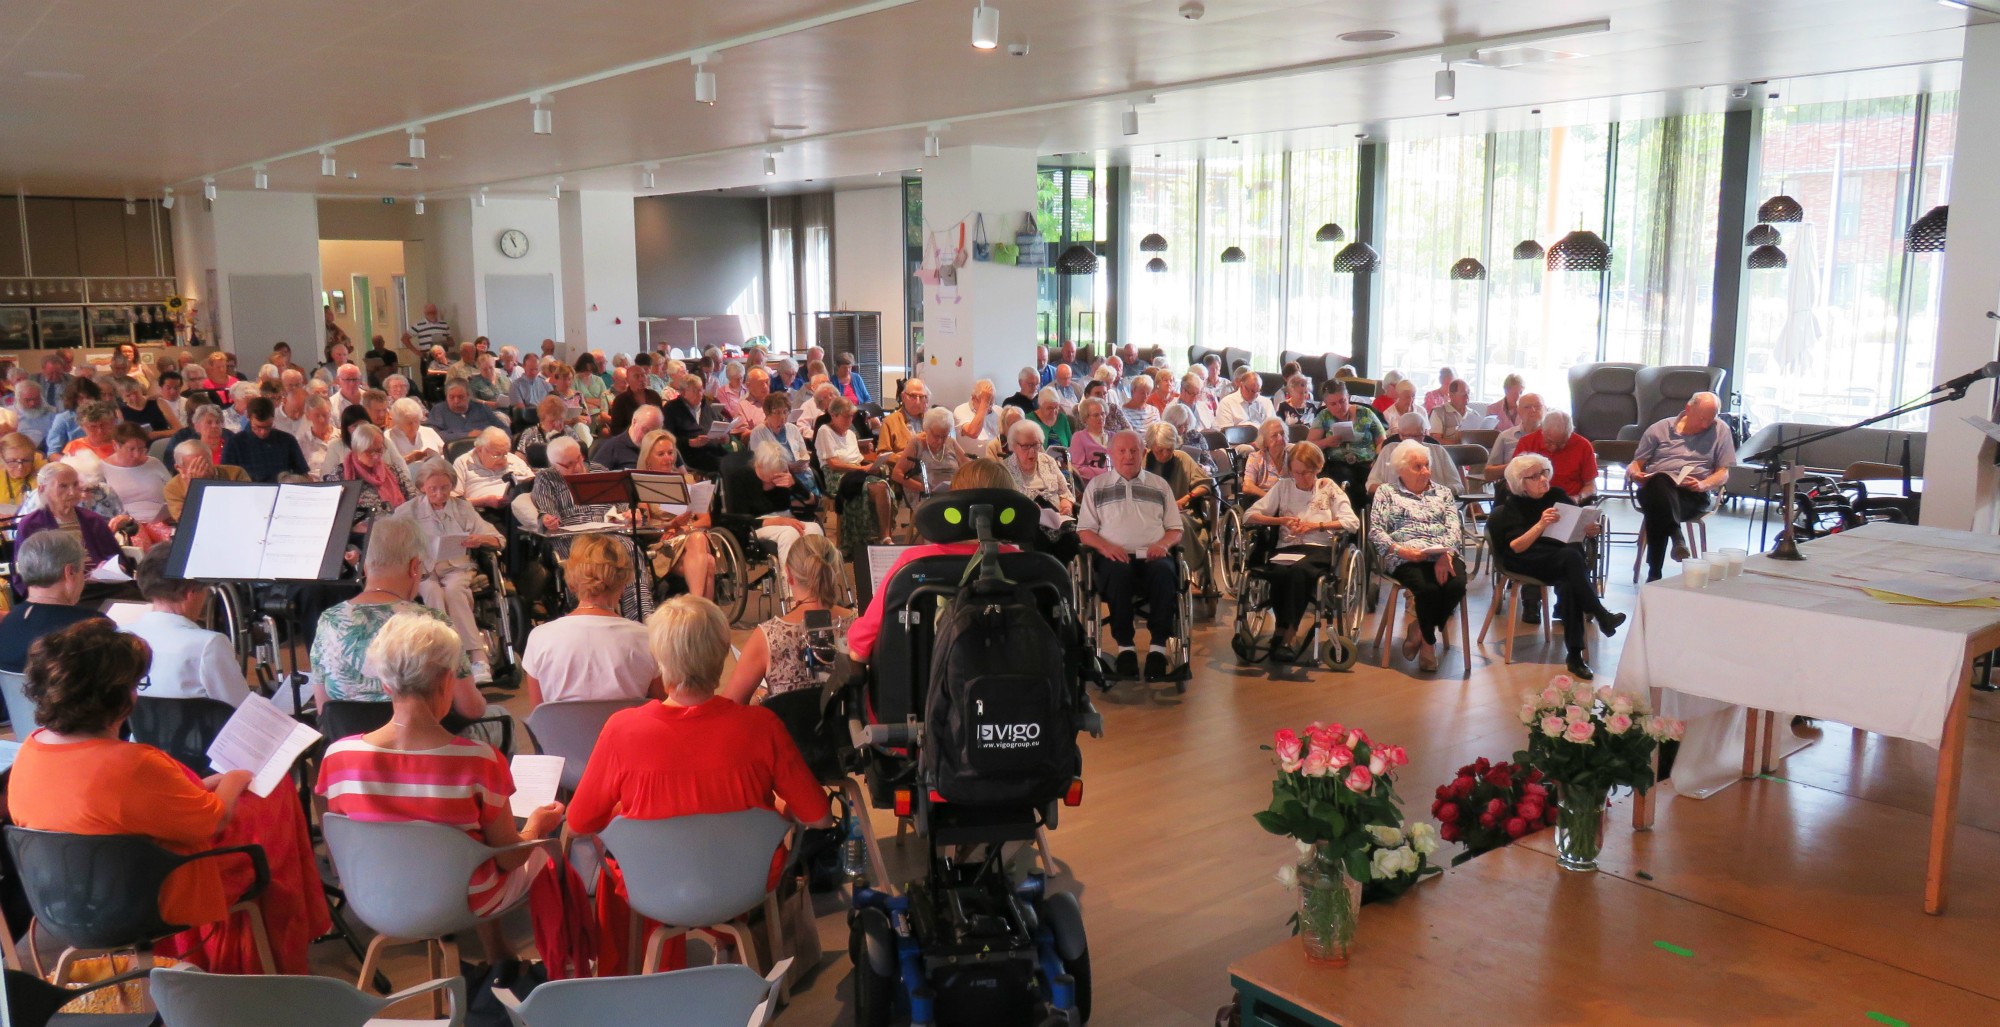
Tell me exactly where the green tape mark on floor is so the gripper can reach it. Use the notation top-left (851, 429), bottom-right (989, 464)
top-left (1653, 941), bottom-right (1693, 958)
top-left (1758, 773), bottom-right (1792, 784)
top-left (1864, 1013), bottom-right (1908, 1027)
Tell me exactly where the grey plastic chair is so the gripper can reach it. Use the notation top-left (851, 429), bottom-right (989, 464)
top-left (150, 965), bottom-right (466, 1026)
top-left (321, 814), bottom-right (555, 1004)
top-left (1, 668), bottom-right (39, 736)
top-left (523, 698), bottom-right (647, 794)
top-left (595, 810), bottom-right (792, 979)
top-left (496, 960), bottom-right (789, 1027)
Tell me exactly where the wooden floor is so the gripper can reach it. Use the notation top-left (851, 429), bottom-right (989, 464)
top-left (288, 504), bottom-right (2000, 1025)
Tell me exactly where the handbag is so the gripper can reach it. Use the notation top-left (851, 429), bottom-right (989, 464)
top-left (991, 239), bottom-right (1020, 265)
top-left (1015, 214), bottom-right (1049, 268)
top-left (971, 213), bottom-right (992, 262)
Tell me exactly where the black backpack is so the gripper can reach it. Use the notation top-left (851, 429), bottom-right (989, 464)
top-left (921, 566), bottom-right (1079, 806)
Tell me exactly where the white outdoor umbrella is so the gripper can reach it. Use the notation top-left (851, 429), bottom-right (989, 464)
top-left (1774, 221), bottom-right (1823, 374)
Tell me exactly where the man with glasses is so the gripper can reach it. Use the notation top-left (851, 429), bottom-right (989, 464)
top-left (876, 378), bottom-right (930, 462)
top-left (221, 397), bottom-right (309, 483)
top-left (452, 427), bottom-right (532, 512)
top-left (331, 363), bottom-right (367, 418)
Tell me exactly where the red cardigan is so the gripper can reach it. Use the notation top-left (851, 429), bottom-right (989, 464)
top-left (567, 698), bottom-right (829, 836)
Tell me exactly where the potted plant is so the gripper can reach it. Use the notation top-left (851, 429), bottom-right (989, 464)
top-left (1256, 722), bottom-right (1412, 965)
top-left (1515, 676), bottom-right (1685, 872)
top-left (1429, 757), bottom-right (1555, 864)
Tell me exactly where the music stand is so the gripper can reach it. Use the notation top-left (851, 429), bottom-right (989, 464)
top-left (563, 469), bottom-right (644, 552)
top-left (165, 479), bottom-right (364, 582)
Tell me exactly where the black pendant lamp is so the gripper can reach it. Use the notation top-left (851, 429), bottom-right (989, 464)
top-left (1139, 233), bottom-right (1169, 253)
top-left (1449, 257), bottom-right (1487, 281)
top-left (1145, 256), bottom-right (1168, 273)
top-left (1512, 239), bottom-right (1544, 261)
top-left (1331, 241), bottom-right (1380, 273)
top-left (1219, 246), bottom-right (1247, 264)
top-left (1746, 245), bottom-right (1789, 269)
top-left (1056, 244), bottom-right (1099, 275)
top-left (1745, 224), bottom-right (1782, 247)
top-left (1314, 222), bottom-right (1346, 244)
top-left (1546, 230), bottom-right (1610, 272)
top-left (1758, 194), bottom-right (1805, 223)
top-left (1906, 205), bottom-right (1947, 252)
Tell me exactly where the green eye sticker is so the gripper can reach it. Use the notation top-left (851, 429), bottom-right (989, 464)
top-left (1000, 507), bottom-right (1017, 525)
top-left (944, 507), bottom-right (963, 524)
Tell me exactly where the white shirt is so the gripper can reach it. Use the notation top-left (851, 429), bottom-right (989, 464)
top-left (1215, 392), bottom-right (1276, 430)
top-left (99, 458), bottom-right (172, 522)
top-left (521, 615), bottom-right (657, 704)
top-left (332, 390), bottom-right (364, 419)
top-left (274, 408), bottom-right (309, 443)
top-left (1077, 469), bottom-right (1183, 553)
top-left (388, 424), bottom-right (444, 462)
top-left (127, 610), bottom-right (252, 707)
top-left (954, 402), bottom-right (1001, 441)
top-left (394, 495), bottom-right (488, 569)
top-left (453, 449), bottom-right (531, 505)
top-left (815, 424), bottom-right (864, 466)
top-left (1248, 477), bottom-right (1360, 548)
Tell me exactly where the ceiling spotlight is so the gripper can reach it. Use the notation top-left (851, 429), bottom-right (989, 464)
top-left (407, 127), bottom-right (426, 160)
top-left (477, 187), bottom-right (488, 207)
top-left (1122, 103), bottom-right (1139, 137)
top-left (924, 133), bottom-right (941, 159)
top-left (972, 2), bottom-right (1000, 49)
top-left (550, 176), bottom-right (564, 200)
top-left (202, 177), bottom-right (217, 202)
top-left (765, 147), bottom-right (782, 176)
top-left (320, 148), bottom-right (337, 177)
top-left (1435, 63), bottom-right (1456, 102)
top-left (252, 165), bottom-right (269, 190)
top-left (415, 194), bottom-right (426, 215)
top-left (161, 187), bottom-right (175, 210)
top-left (641, 163), bottom-right (658, 190)
top-left (531, 95), bottom-right (553, 135)
top-left (694, 59), bottom-right (717, 105)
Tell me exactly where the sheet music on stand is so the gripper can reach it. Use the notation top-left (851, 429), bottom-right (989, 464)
top-left (630, 470), bottom-right (716, 516)
top-left (165, 480), bottom-right (364, 581)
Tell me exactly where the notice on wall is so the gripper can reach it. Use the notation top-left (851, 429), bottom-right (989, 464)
top-left (935, 314), bottom-right (958, 336)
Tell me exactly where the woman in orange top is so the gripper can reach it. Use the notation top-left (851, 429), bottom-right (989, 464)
top-left (7, 619), bottom-right (328, 973)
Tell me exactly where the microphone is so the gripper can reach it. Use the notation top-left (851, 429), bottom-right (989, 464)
top-left (1939, 361), bottom-right (2000, 391)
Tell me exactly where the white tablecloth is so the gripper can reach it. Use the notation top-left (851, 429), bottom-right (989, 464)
top-left (1615, 524), bottom-right (2000, 751)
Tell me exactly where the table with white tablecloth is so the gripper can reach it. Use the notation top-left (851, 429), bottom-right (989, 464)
top-left (1613, 522), bottom-right (2000, 913)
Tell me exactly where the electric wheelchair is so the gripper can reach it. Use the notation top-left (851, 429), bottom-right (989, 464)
top-left (838, 490), bottom-right (1103, 1027)
top-left (1229, 524), bottom-right (1367, 670)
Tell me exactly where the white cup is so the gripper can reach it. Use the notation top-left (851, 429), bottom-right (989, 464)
top-left (1683, 559), bottom-right (1712, 589)
top-left (1716, 548), bottom-right (1747, 579)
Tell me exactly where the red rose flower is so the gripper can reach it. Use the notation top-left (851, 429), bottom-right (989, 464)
top-left (1543, 806), bottom-right (1559, 825)
top-left (1527, 767), bottom-right (1545, 782)
top-left (1518, 801), bottom-right (1543, 822)
top-left (1504, 817), bottom-right (1529, 838)
top-left (1485, 798), bottom-right (1508, 816)
top-left (1474, 757), bottom-right (1492, 773)
top-left (1479, 812), bottom-right (1498, 829)
top-left (1435, 785), bottom-right (1454, 801)
top-left (1440, 822), bottom-right (1461, 842)
top-left (1436, 803), bottom-right (1461, 823)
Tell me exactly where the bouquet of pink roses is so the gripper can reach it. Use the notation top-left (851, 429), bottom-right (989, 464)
top-left (1257, 722), bottom-right (1412, 883)
top-left (1513, 675), bottom-right (1686, 798)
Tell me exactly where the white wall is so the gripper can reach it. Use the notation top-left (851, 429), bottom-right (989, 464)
top-left (172, 190), bottom-right (321, 359)
top-left (427, 198), bottom-right (477, 337)
top-left (559, 189), bottom-right (641, 360)
top-left (470, 197), bottom-right (565, 349)
top-left (917, 146), bottom-right (1040, 402)
top-left (833, 187), bottom-right (906, 381)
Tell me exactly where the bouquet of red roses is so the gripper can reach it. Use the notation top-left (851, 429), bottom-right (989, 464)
top-left (1429, 757), bottom-right (1555, 865)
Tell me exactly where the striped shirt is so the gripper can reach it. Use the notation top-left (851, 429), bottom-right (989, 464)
top-left (1077, 468), bottom-right (1182, 552)
top-left (317, 736), bottom-right (515, 914)
top-left (410, 319), bottom-right (452, 349)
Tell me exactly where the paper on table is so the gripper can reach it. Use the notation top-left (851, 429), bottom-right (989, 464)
top-left (867, 544), bottom-right (911, 593)
top-left (1864, 575), bottom-right (1999, 605)
top-left (1861, 588), bottom-right (2000, 608)
top-left (88, 560), bottom-right (132, 583)
top-left (206, 694), bottom-right (322, 797)
top-left (1931, 560), bottom-right (2000, 584)
top-left (1540, 504), bottom-right (1594, 545)
top-left (261, 484), bottom-right (348, 579)
top-left (509, 754), bottom-right (565, 818)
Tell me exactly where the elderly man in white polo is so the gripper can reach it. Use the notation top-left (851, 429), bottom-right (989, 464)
top-left (1077, 430), bottom-right (1184, 682)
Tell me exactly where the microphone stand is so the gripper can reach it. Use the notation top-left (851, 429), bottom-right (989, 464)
top-left (1761, 383), bottom-right (1967, 560)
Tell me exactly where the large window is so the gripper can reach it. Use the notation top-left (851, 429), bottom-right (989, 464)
top-left (1199, 154), bottom-right (1288, 368)
top-left (1285, 148), bottom-right (1357, 359)
top-left (1380, 136), bottom-right (1489, 394)
top-left (1124, 157), bottom-right (1198, 356)
top-left (1037, 167), bottom-right (1109, 353)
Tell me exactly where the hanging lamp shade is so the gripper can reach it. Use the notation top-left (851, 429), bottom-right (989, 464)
top-left (1314, 222), bottom-right (1345, 244)
top-left (1139, 232), bottom-right (1169, 253)
top-left (1449, 257), bottom-right (1487, 281)
top-left (1745, 223), bottom-right (1782, 247)
top-left (1906, 205), bottom-right (1947, 252)
top-left (1746, 244), bottom-right (1789, 269)
top-left (1757, 194), bottom-right (1805, 223)
top-left (1055, 244), bottom-right (1099, 275)
top-left (1145, 256), bottom-right (1168, 273)
top-left (1546, 230), bottom-right (1610, 272)
top-left (1331, 241), bottom-right (1380, 273)
top-left (1512, 239), bottom-right (1544, 261)
top-left (1219, 245), bottom-right (1247, 264)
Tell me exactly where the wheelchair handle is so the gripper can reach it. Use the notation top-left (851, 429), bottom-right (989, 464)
top-left (863, 721), bottom-right (921, 748)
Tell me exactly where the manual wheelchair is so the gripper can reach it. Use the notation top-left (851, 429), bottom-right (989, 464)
top-left (1076, 541), bottom-right (1197, 691)
top-left (1229, 524), bottom-right (1367, 670)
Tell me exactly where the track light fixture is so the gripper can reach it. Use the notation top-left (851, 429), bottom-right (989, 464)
top-left (531, 95), bottom-right (553, 135)
top-left (202, 178), bottom-right (217, 202)
top-left (1122, 103), bottom-right (1139, 137)
top-left (641, 163), bottom-right (658, 190)
top-left (161, 187), bottom-right (175, 210)
top-left (1435, 63), bottom-right (1456, 102)
top-left (320, 148), bottom-right (337, 177)
top-left (408, 127), bottom-right (427, 160)
top-left (551, 176), bottom-right (565, 199)
top-left (924, 127), bottom-right (942, 159)
top-left (972, 2), bottom-right (1000, 49)
top-left (477, 187), bottom-right (488, 207)
top-left (415, 195), bottom-right (426, 215)
top-left (124, 197), bottom-right (136, 215)
top-left (252, 165), bottom-right (269, 190)
top-left (765, 147), bottom-right (782, 176)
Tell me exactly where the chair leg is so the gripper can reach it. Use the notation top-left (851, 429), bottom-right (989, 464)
top-left (641, 925), bottom-right (690, 975)
top-left (356, 935), bottom-right (391, 995)
top-left (232, 900), bottom-right (277, 975)
top-left (435, 936), bottom-right (459, 1019)
top-left (1458, 602), bottom-right (1472, 680)
top-left (50, 945), bottom-right (84, 988)
top-left (1036, 824), bottom-right (1058, 877)
top-left (1374, 587), bottom-right (1400, 665)
top-left (1476, 579), bottom-right (1503, 646)
top-left (757, 894), bottom-right (794, 1004)
top-left (1503, 582), bottom-right (1519, 665)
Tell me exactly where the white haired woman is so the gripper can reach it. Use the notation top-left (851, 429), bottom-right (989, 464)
top-left (337, 423), bottom-right (412, 530)
top-left (1069, 396), bottom-right (1113, 482)
top-left (309, 515), bottom-right (487, 719)
top-left (532, 434), bottom-right (653, 620)
top-left (387, 396), bottom-right (443, 463)
top-left (721, 442), bottom-right (825, 603)
top-left (816, 395), bottom-right (894, 548)
top-left (1007, 419), bottom-right (1074, 517)
top-left (985, 405), bottom-right (1025, 461)
top-left (1367, 442), bottom-right (1466, 672)
top-left (317, 611), bottom-right (562, 965)
top-left (1120, 373), bottom-right (1159, 435)
top-left (636, 427), bottom-right (716, 601)
top-left (396, 458), bottom-right (504, 683)
top-left (1240, 417), bottom-right (1290, 502)
top-left (1491, 452), bottom-right (1625, 680)
top-left (1031, 387), bottom-right (1074, 448)
top-left (1245, 442), bottom-right (1359, 661)
top-left (891, 405), bottom-right (960, 499)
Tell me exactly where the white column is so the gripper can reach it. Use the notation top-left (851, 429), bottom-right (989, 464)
top-left (419, 196), bottom-right (568, 351)
top-left (1923, 22), bottom-right (2000, 531)
top-left (558, 189), bottom-right (641, 360)
top-left (913, 146), bottom-right (1040, 403)
top-left (172, 191), bottom-right (321, 360)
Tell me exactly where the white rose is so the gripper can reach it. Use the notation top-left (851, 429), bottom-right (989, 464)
top-left (1369, 847), bottom-right (1399, 881)
top-left (1276, 863), bottom-right (1299, 890)
top-left (1408, 822), bottom-right (1440, 856)
top-left (1393, 846), bottom-right (1419, 875)
top-left (1366, 824), bottom-right (1404, 847)
top-left (1295, 839), bottom-right (1316, 857)
top-left (1609, 695), bottom-right (1635, 717)
top-left (1518, 703), bottom-right (1539, 726)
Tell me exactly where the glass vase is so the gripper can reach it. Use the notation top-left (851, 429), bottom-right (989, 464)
top-left (1295, 848), bottom-right (1362, 966)
top-left (1554, 784), bottom-right (1609, 872)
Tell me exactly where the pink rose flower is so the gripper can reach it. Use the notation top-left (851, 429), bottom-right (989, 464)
top-left (1368, 752), bottom-right (1388, 776)
top-left (1485, 797), bottom-right (1508, 816)
top-left (1344, 765), bottom-right (1375, 793)
top-left (1605, 713), bottom-right (1634, 735)
top-left (1540, 715), bottom-right (1566, 738)
top-left (1325, 744), bottom-right (1355, 770)
top-left (1344, 729), bottom-right (1365, 750)
top-left (1564, 704), bottom-right (1587, 723)
top-left (1280, 757), bottom-right (1303, 774)
top-left (1539, 687), bottom-right (1562, 706)
top-left (1562, 719), bottom-right (1596, 745)
top-left (1549, 674), bottom-right (1575, 692)
top-left (1302, 752), bottom-right (1330, 778)
top-left (1379, 744), bottom-right (1409, 768)
top-left (1274, 729), bottom-right (1303, 764)
top-left (1595, 685), bottom-right (1614, 702)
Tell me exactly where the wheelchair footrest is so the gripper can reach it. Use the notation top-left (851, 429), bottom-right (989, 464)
top-left (928, 803), bottom-right (1042, 848)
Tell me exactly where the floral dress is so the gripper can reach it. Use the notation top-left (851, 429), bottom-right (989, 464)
top-left (311, 599), bottom-right (469, 702)
top-left (756, 612), bottom-right (855, 699)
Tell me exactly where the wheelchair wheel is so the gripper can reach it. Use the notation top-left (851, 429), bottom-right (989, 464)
top-left (1333, 545), bottom-right (1367, 640)
top-left (849, 908), bottom-right (896, 1027)
top-left (1218, 505), bottom-right (1248, 597)
top-left (1231, 576), bottom-right (1275, 664)
top-left (708, 530), bottom-right (752, 626)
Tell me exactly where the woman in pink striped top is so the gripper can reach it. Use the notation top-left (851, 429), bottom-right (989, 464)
top-left (317, 612), bottom-right (564, 962)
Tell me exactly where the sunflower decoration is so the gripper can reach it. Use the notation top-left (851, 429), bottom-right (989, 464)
top-left (163, 295), bottom-right (187, 315)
